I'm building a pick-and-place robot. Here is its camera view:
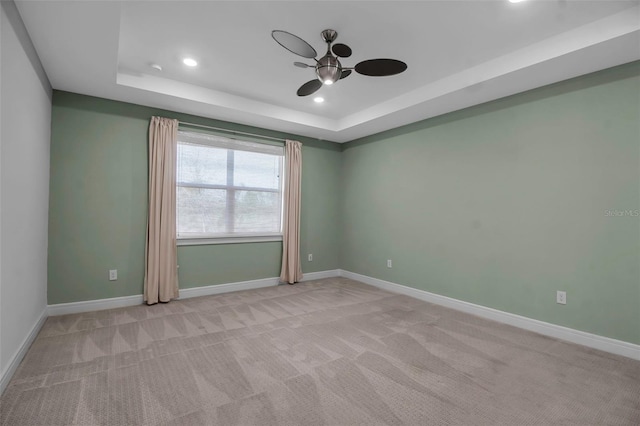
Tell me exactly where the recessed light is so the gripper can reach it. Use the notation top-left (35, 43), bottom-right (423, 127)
top-left (183, 58), bottom-right (198, 67)
top-left (314, 97), bottom-right (324, 103)
top-left (150, 63), bottom-right (162, 71)
top-left (509, 0), bottom-right (526, 3)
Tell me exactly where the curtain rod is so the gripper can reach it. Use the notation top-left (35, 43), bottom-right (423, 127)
top-left (178, 121), bottom-right (286, 143)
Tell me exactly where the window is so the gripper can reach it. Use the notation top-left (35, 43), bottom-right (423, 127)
top-left (176, 131), bottom-right (284, 243)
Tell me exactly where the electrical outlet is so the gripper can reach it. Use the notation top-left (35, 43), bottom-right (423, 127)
top-left (308, 254), bottom-right (313, 262)
top-left (387, 259), bottom-right (392, 268)
top-left (556, 290), bottom-right (566, 305)
top-left (109, 269), bottom-right (118, 281)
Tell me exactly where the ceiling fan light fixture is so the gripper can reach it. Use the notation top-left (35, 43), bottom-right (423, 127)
top-left (316, 55), bottom-right (341, 85)
top-left (314, 96), bottom-right (325, 103)
top-left (273, 28), bottom-right (407, 97)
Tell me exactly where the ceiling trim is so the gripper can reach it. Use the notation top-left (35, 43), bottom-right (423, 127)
top-left (17, 1), bottom-right (638, 144)
top-left (115, 6), bottom-right (639, 143)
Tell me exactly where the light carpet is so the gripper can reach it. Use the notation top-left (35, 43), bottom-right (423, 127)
top-left (1, 277), bottom-right (639, 425)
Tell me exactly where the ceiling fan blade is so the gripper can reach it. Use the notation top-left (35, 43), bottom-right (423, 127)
top-left (354, 59), bottom-right (407, 76)
top-left (339, 69), bottom-right (352, 80)
top-left (272, 30), bottom-right (317, 59)
top-left (297, 79), bottom-right (322, 96)
top-left (332, 43), bottom-right (352, 58)
top-left (294, 62), bottom-right (313, 68)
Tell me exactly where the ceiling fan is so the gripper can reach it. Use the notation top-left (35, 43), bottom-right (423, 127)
top-left (272, 29), bottom-right (408, 97)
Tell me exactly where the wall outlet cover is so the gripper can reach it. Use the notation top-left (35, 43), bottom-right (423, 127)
top-left (557, 290), bottom-right (566, 305)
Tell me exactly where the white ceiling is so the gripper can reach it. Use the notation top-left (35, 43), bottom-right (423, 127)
top-left (15, 0), bottom-right (640, 143)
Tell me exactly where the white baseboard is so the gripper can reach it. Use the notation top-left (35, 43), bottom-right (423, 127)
top-left (178, 270), bottom-right (341, 299)
top-left (178, 276), bottom-right (280, 300)
top-left (301, 269), bottom-right (342, 281)
top-left (48, 269), bottom-right (342, 316)
top-left (0, 308), bottom-right (48, 395)
top-left (340, 270), bottom-right (640, 361)
top-left (48, 294), bottom-right (144, 316)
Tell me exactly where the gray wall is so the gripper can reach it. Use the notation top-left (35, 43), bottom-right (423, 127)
top-left (0, 1), bottom-right (52, 388)
top-left (341, 62), bottom-right (640, 344)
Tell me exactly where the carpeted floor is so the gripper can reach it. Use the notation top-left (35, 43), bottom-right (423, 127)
top-left (1, 277), bottom-right (639, 425)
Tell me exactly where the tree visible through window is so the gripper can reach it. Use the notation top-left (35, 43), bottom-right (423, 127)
top-left (176, 131), bottom-right (284, 239)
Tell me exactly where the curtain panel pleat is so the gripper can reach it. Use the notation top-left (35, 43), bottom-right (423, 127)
top-left (144, 116), bottom-right (179, 304)
top-left (280, 140), bottom-right (303, 284)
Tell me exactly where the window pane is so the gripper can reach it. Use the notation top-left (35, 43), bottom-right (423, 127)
top-left (234, 151), bottom-right (280, 189)
top-left (177, 143), bottom-right (227, 185)
top-left (176, 134), bottom-right (284, 238)
top-left (234, 190), bottom-right (281, 233)
top-left (177, 187), bottom-right (226, 234)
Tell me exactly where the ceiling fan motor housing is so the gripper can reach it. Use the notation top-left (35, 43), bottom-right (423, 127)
top-left (316, 54), bottom-right (342, 84)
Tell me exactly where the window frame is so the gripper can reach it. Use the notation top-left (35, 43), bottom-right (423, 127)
top-left (175, 130), bottom-right (285, 245)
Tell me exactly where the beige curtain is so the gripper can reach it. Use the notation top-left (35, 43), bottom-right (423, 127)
top-left (280, 140), bottom-right (303, 284)
top-left (144, 116), bottom-right (179, 304)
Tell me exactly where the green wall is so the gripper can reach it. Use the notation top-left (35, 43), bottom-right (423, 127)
top-left (341, 62), bottom-right (640, 344)
top-left (49, 63), bottom-right (639, 345)
top-left (48, 92), bottom-right (341, 304)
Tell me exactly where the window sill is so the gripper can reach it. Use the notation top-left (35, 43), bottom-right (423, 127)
top-left (177, 234), bottom-right (283, 246)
